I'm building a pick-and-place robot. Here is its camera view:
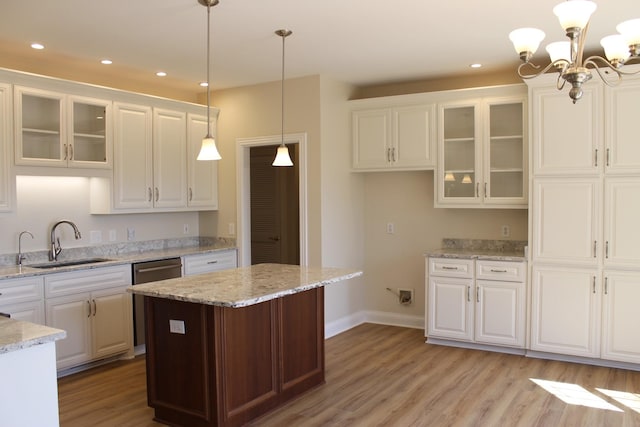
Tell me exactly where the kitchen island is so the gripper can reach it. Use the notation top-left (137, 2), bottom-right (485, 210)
top-left (129, 263), bottom-right (362, 427)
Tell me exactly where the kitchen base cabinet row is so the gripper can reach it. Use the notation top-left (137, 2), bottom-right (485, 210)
top-left (426, 257), bottom-right (526, 352)
top-left (426, 256), bottom-right (640, 368)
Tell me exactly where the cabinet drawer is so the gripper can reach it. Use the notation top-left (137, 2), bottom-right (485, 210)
top-left (45, 265), bottom-right (131, 298)
top-left (429, 258), bottom-right (474, 278)
top-left (0, 276), bottom-right (44, 305)
top-left (183, 250), bottom-right (237, 276)
top-left (476, 260), bottom-right (525, 282)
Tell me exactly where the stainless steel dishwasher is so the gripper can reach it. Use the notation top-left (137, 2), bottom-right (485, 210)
top-left (132, 257), bottom-right (182, 348)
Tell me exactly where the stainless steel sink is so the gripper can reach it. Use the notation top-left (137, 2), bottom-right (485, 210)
top-left (29, 258), bottom-right (113, 269)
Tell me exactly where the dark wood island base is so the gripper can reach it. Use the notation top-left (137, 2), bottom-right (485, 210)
top-left (144, 287), bottom-right (324, 427)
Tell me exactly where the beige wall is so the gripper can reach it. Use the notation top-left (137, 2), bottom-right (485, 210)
top-left (363, 171), bottom-right (527, 318)
top-left (205, 76), bottom-right (323, 265)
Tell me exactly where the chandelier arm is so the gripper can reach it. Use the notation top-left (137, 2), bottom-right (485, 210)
top-left (556, 72), bottom-right (567, 91)
top-left (517, 60), bottom-right (566, 80)
top-left (583, 56), bottom-right (623, 87)
top-left (575, 22), bottom-right (589, 66)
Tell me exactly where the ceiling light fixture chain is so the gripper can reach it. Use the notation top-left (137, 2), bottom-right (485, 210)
top-left (509, 0), bottom-right (640, 103)
top-left (197, 0), bottom-right (222, 160)
top-left (272, 29), bottom-right (294, 167)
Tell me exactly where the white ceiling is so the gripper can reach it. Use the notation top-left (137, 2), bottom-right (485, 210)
top-left (0, 0), bottom-right (636, 92)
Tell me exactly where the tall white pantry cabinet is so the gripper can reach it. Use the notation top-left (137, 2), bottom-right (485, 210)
top-left (528, 73), bottom-right (640, 364)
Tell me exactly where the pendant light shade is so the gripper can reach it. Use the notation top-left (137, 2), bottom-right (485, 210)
top-left (197, 0), bottom-right (221, 161)
top-left (272, 29), bottom-right (293, 167)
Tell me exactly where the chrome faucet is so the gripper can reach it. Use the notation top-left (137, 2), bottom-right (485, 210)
top-left (17, 230), bottom-right (34, 266)
top-left (50, 220), bottom-right (82, 261)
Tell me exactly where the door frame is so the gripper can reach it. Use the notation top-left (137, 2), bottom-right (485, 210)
top-left (236, 133), bottom-right (308, 267)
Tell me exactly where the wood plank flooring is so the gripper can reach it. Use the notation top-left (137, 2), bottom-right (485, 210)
top-left (58, 323), bottom-right (640, 426)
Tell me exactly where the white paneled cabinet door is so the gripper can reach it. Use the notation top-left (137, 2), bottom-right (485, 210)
top-left (601, 271), bottom-right (640, 363)
top-left (187, 113), bottom-right (218, 209)
top-left (532, 178), bottom-right (600, 266)
top-left (153, 108), bottom-right (187, 209)
top-left (605, 79), bottom-right (640, 173)
top-left (113, 102), bottom-right (153, 210)
top-left (0, 300), bottom-right (45, 324)
top-left (603, 178), bottom-right (640, 268)
top-left (530, 267), bottom-right (600, 358)
top-left (91, 287), bottom-right (131, 360)
top-left (393, 104), bottom-right (435, 168)
top-left (428, 276), bottom-right (473, 341)
top-left (475, 280), bottom-right (524, 348)
top-left (352, 109), bottom-right (392, 169)
top-left (46, 294), bottom-right (92, 369)
top-left (531, 83), bottom-right (602, 175)
top-left (0, 82), bottom-right (10, 212)
top-left (67, 95), bottom-right (112, 169)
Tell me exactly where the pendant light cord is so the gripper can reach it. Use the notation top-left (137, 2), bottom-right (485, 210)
top-left (206, 3), bottom-right (212, 138)
top-left (280, 31), bottom-right (285, 147)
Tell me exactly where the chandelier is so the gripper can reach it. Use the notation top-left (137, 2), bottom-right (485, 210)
top-left (509, 0), bottom-right (640, 103)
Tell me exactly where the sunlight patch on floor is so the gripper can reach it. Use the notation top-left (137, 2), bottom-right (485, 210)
top-left (597, 388), bottom-right (640, 414)
top-left (530, 379), bottom-right (622, 412)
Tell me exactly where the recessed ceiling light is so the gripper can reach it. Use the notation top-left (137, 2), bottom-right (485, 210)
top-left (30, 43), bottom-right (44, 50)
top-left (199, 82), bottom-right (208, 87)
top-left (470, 63), bottom-right (482, 69)
top-left (156, 71), bottom-right (167, 77)
top-left (101, 59), bottom-right (113, 65)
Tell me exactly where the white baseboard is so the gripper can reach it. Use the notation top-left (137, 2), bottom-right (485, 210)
top-left (325, 310), bottom-right (423, 339)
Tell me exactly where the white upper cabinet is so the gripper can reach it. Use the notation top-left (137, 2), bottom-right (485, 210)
top-left (352, 104), bottom-right (435, 171)
top-left (15, 86), bottom-right (112, 169)
top-left (112, 102), bottom-right (153, 210)
top-left (605, 79), bottom-right (640, 173)
top-left (152, 108), bottom-right (187, 209)
top-left (0, 82), bottom-right (11, 212)
top-left (436, 94), bottom-right (527, 208)
top-left (187, 113), bottom-right (218, 209)
top-left (530, 81), bottom-right (603, 175)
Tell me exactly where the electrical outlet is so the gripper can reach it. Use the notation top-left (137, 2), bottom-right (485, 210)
top-left (108, 229), bottom-right (117, 242)
top-left (127, 228), bottom-right (135, 241)
top-left (398, 288), bottom-right (413, 305)
top-left (169, 319), bottom-right (186, 335)
top-left (228, 222), bottom-right (236, 236)
top-left (386, 222), bottom-right (395, 234)
top-left (501, 225), bottom-right (510, 237)
top-left (183, 223), bottom-right (189, 234)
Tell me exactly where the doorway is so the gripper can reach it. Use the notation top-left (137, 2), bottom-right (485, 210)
top-left (236, 133), bottom-right (308, 267)
top-left (249, 144), bottom-right (299, 265)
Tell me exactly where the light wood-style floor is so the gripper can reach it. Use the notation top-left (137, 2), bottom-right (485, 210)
top-left (58, 323), bottom-right (640, 427)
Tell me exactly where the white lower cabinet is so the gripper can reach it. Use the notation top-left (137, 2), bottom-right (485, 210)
top-left (531, 266), bottom-right (640, 364)
top-left (530, 266), bottom-right (600, 358)
top-left (427, 257), bottom-right (526, 350)
top-left (182, 249), bottom-right (237, 276)
top-left (0, 276), bottom-right (45, 324)
top-left (44, 265), bottom-right (132, 370)
top-left (601, 271), bottom-right (640, 364)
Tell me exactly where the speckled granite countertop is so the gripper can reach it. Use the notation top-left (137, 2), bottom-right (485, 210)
top-left (0, 317), bottom-right (66, 354)
top-left (129, 263), bottom-right (363, 308)
top-left (425, 238), bottom-right (527, 262)
top-left (0, 239), bottom-right (236, 280)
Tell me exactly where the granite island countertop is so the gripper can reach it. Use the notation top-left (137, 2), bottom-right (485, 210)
top-left (128, 263), bottom-right (363, 308)
top-left (0, 316), bottom-right (66, 354)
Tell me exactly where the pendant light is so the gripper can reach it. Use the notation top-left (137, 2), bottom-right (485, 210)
top-left (272, 29), bottom-right (294, 167)
top-left (197, 0), bottom-right (221, 161)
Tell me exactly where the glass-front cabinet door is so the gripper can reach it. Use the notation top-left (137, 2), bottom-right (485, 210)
top-left (15, 87), bottom-right (65, 166)
top-left (15, 86), bottom-right (111, 168)
top-left (484, 100), bottom-right (525, 203)
top-left (68, 96), bottom-right (111, 168)
top-left (436, 95), bottom-right (527, 208)
top-left (439, 103), bottom-right (481, 204)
